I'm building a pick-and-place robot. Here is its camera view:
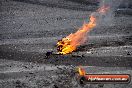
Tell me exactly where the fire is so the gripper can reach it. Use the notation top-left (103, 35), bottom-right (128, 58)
top-left (78, 67), bottom-right (86, 76)
top-left (98, 5), bottom-right (110, 13)
top-left (57, 5), bottom-right (109, 55)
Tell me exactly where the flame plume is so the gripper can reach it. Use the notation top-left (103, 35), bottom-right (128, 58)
top-left (57, 6), bottom-right (109, 55)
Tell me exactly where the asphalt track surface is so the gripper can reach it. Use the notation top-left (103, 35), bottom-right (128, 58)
top-left (0, 0), bottom-right (132, 88)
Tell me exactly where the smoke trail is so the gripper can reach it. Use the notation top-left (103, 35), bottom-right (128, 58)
top-left (96, 0), bottom-right (123, 26)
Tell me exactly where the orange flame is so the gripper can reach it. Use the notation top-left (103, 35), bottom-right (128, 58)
top-left (57, 6), bottom-right (109, 55)
top-left (78, 67), bottom-right (86, 76)
top-left (98, 5), bottom-right (110, 13)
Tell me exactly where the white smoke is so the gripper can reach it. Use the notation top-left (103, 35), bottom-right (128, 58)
top-left (96, 0), bottom-right (123, 26)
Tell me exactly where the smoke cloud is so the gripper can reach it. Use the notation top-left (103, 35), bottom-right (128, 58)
top-left (95, 0), bottom-right (123, 26)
